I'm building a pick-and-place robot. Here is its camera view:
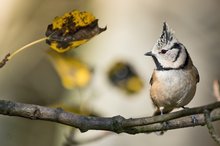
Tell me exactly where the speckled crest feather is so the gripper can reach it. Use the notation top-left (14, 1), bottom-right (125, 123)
top-left (156, 22), bottom-right (174, 49)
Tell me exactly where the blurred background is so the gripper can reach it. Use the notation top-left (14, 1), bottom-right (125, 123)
top-left (0, 0), bottom-right (220, 146)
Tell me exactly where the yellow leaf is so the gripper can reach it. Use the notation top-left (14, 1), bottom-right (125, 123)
top-left (49, 39), bottom-right (88, 53)
top-left (108, 61), bottom-right (144, 94)
top-left (48, 51), bottom-right (92, 89)
top-left (126, 76), bottom-right (143, 93)
top-left (45, 10), bottom-right (106, 53)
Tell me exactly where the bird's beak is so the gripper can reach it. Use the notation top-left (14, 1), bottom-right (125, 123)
top-left (144, 51), bottom-right (153, 56)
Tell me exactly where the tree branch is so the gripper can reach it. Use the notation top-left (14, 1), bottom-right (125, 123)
top-left (0, 99), bottom-right (220, 134)
top-left (204, 109), bottom-right (220, 145)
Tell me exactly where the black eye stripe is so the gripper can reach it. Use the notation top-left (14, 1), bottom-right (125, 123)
top-left (173, 49), bottom-right (181, 62)
top-left (170, 43), bottom-right (182, 50)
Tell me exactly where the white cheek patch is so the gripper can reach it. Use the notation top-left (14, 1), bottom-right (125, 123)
top-left (169, 49), bottom-right (179, 62)
top-left (157, 48), bottom-right (187, 69)
top-left (173, 49), bottom-right (187, 68)
top-left (160, 50), bottom-right (177, 62)
top-left (157, 57), bottom-right (173, 68)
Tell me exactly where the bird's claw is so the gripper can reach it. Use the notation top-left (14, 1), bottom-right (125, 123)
top-left (191, 115), bottom-right (198, 125)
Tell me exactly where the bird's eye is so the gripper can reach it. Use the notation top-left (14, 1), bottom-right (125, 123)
top-left (161, 49), bottom-right (167, 54)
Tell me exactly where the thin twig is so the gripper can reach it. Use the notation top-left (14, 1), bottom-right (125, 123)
top-left (0, 53), bottom-right (10, 68)
top-left (0, 37), bottom-right (47, 69)
top-left (204, 110), bottom-right (220, 145)
top-left (8, 37), bottom-right (48, 60)
top-left (64, 129), bottom-right (112, 146)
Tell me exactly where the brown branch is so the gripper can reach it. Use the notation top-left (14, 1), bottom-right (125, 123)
top-left (0, 53), bottom-right (10, 68)
top-left (0, 99), bottom-right (220, 134)
top-left (204, 110), bottom-right (220, 145)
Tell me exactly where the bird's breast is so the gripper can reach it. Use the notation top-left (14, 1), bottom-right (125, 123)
top-left (150, 69), bottom-right (197, 107)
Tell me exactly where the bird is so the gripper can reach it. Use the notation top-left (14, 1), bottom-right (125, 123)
top-left (145, 22), bottom-right (200, 116)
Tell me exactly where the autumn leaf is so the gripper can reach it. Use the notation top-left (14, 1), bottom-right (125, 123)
top-left (45, 10), bottom-right (107, 53)
top-left (108, 61), bottom-right (144, 94)
top-left (48, 51), bottom-right (92, 89)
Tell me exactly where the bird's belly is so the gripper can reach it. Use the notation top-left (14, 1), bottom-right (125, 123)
top-left (151, 70), bottom-right (197, 108)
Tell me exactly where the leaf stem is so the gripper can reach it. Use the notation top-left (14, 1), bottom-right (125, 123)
top-left (8, 37), bottom-right (48, 60)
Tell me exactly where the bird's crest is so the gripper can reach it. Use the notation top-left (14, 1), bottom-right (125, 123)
top-left (156, 22), bottom-right (174, 49)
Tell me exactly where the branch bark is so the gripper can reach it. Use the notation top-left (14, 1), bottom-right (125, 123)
top-left (204, 109), bottom-right (220, 145)
top-left (0, 99), bottom-right (220, 134)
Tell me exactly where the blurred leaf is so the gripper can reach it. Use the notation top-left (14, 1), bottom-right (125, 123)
top-left (108, 61), bottom-right (144, 95)
top-left (45, 10), bottom-right (107, 53)
top-left (48, 51), bottom-right (92, 89)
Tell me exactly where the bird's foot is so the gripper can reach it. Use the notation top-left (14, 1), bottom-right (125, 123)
top-left (155, 121), bottom-right (169, 135)
top-left (191, 115), bottom-right (198, 125)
